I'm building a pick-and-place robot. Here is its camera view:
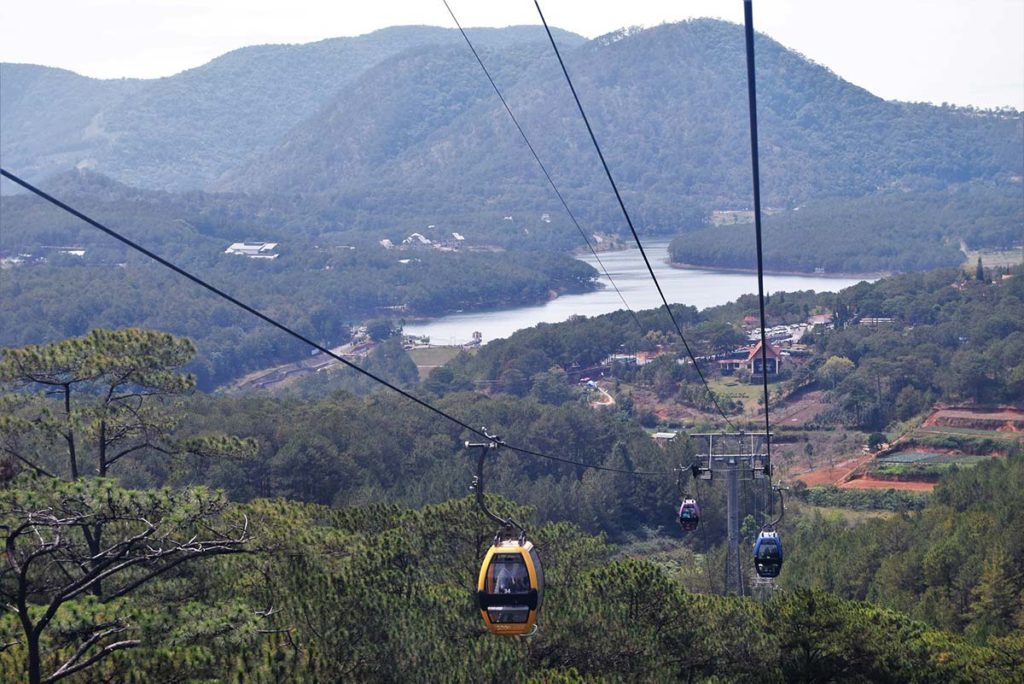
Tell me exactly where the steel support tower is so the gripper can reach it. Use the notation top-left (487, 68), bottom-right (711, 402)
top-left (691, 432), bottom-right (771, 595)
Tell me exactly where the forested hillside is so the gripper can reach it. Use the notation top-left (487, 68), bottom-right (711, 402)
top-left (786, 447), bottom-right (1024, 641)
top-left (3, 481), bottom-right (1016, 682)
top-left (814, 268), bottom-right (1024, 429)
top-left (427, 265), bottom-right (1024, 429)
top-left (669, 182), bottom-right (1023, 273)
top-left (220, 20), bottom-right (1022, 234)
top-left (0, 26), bottom-right (584, 190)
top-left (2, 13), bottom-right (1022, 678)
top-left (1, 304), bottom-right (1022, 680)
top-left (4, 20), bottom-right (1020, 246)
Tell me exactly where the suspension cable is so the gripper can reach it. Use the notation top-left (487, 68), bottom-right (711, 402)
top-left (743, 0), bottom-right (774, 469)
top-left (441, 0), bottom-right (642, 332)
top-left (1, 167), bottom-right (673, 479)
top-left (533, 0), bottom-right (737, 431)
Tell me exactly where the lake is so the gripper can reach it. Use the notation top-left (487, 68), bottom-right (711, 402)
top-left (404, 240), bottom-right (870, 345)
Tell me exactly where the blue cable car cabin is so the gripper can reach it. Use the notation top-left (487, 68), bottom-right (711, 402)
top-left (678, 498), bottom-right (700, 532)
top-left (753, 530), bottom-right (783, 578)
top-left (476, 539), bottom-right (544, 635)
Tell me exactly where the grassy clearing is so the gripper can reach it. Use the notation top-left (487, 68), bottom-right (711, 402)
top-left (962, 245), bottom-right (1024, 269)
top-left (707, 378), bottom-right (780, 416)
top-left (407, 346), bottom-right (460, 379)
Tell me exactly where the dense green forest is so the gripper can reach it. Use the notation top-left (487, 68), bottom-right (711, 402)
top-left (0, 251), bottom-right (594, 390)
top-left (812, 268), bottom-right (1024, 429)
top-left (4, 480), bottom-right (1019, 682)
top-left (669, 183), bottom-right (1022, 273)
top-left (2, 166), bottom-right (601, 252)
top-left (219, 20), bottom-right (1021, 234)
top-left (1, 309), bottom-right (1022, 679)
top-left (3, 12), bottom-right (1022, 679)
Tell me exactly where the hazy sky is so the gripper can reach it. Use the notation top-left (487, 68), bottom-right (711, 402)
top-left (1, 0), bottom-right (1022, 109)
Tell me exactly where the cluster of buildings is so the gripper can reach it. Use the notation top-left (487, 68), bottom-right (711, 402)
top-left (718, 312), bottom-right (838, 377)
top-left (1, 246), bottom-right (91, 268)
top-left (602, 311), bottom-right (838, 381)
top-left (380, 232), bottom-right (466, 252)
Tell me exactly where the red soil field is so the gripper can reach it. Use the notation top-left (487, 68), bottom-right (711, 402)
top-left (923, 406), bottom-right (1024, 431)
top-left (796, 452), bottom-right (874, 487)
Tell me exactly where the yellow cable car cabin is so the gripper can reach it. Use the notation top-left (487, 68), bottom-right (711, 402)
top-left (476, 539), bottom-right (544, 635)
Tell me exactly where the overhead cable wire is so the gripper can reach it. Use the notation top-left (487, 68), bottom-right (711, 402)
top-left (533, 0), bottom-right (737, 430)
top-left (0, 168), bottom-right (671, 478)
top-left (440, 0), bottom-right (642, 332)
top-left (504, 442), bottom-right (664, 475)
top-left (742, 0), bottom-right (774, 472)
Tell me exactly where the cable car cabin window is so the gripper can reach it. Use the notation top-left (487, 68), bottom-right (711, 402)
top-left (486, 554), bottom-right (531, 594)
top-left (486, 604), bottom-right (531, 624)
top-left (754, 538), bottom-right (783, 577)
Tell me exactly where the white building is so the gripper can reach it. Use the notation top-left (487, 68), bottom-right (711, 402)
top-left (653, 432), bottom-right (678, 445)
top-left (225, 242), bottom-right (279, 259)
top-left (403, 233), bottom-right (432, 246)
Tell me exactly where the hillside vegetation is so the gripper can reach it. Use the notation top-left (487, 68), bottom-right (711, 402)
top-left (219, 20), bottom-right (1022, 235)
top-left (786, 446), bottom-right (1024, 642)
top-left (1, 304), bottom-right (1022, 680)
top-left (669, 183), bottom-right (1022, 273)
top-left (0, 26), bottom-right (584, 190)
top-left (3, 14), bottom-right (1023, 682)
top-left (4, 21), bottom-right (1020, 259)
top-left (431, 266), bottom-right (1024, 432)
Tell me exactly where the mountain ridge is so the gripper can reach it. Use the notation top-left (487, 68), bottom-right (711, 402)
top-left (217, 19), bottom-right (1022, 230)
top-left (2, 19), bottom-right (1020, 247)
top-left (0, 25), bottom-right (586, 190)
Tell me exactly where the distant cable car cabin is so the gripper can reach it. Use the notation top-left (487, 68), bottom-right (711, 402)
top-left (477, 538), bottom-right (544, 635)
top-left (753, 530), bottom-right (783, 578)
top-left (678, 498), bottom-right (700, 532)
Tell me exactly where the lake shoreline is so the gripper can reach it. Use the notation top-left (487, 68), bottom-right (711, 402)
top-left (667, 260), bottom-right (889, 280)
top-left (576, 241), bottom-right (888, 280)
top-left (405, 240), bottom-right (871, 345)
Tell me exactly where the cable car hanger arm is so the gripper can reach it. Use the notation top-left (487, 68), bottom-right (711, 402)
top-left (467, 431), bottom-right (526, 540)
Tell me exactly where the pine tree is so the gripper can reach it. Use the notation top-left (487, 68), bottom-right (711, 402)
top-left (0, 330), bottom-right (256, 682)
top-left (969, 546), bottom-right (1019, 639)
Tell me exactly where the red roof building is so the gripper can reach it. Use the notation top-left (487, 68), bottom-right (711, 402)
top-left (745, 340), bottom-right (782, 375)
